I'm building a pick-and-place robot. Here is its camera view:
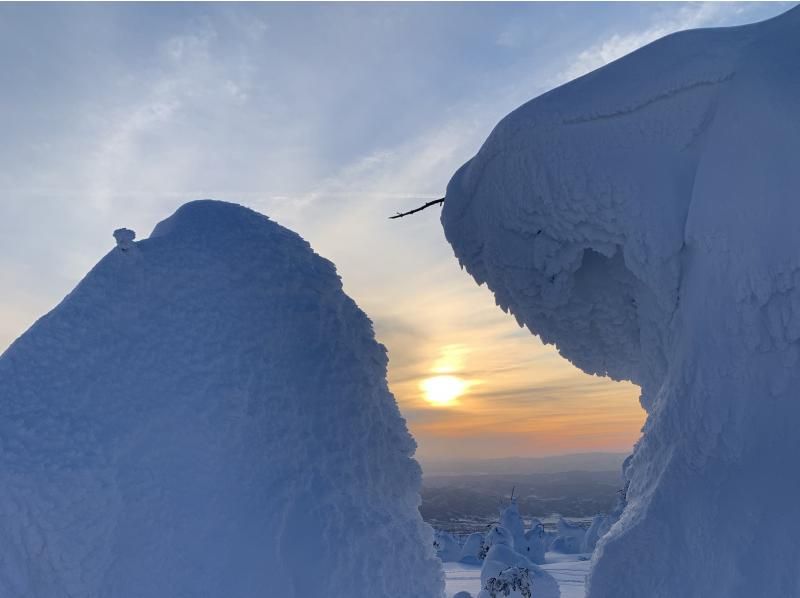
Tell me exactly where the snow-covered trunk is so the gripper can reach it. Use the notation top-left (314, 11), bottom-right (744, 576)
top-left (442, 7), bottom-right (800, 597)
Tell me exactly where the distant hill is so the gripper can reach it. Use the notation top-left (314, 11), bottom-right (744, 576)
top-left (419, 454), bottom-right (628, 531)
top-left (421, 469), bottom-right (623, 527)
top-left (420, 452), bottom-right (628, 476)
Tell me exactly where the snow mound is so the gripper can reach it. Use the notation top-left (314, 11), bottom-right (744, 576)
top-left (460, 531), bottom-right (487, 565)
top-left (436, 530), bottom-right (464, 562)
top-left (112, 227), bottom-right (136, 250)
top-left (523, 520), bottom-right (547, 565)
top-left (0, 200), bottom-right (444, 597)
top-left (549, 518), bottom-right (586, 555)
top-left (442, 7), bottom-right (800, 598)
top-left (499, 500), bottom-right (545, 564)
top-left (499, 500), bottom-right (527, 552)
top-left (478, 525), bottom-right (560, 598)
top-left (580, 515), bottom-right (605, 554)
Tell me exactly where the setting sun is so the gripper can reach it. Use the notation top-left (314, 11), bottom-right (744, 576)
top-left (420, 375), bottom-right (468, 407)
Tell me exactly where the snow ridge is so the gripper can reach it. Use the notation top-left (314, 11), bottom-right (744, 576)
top-left (562, 73), bottom-right (734, 125)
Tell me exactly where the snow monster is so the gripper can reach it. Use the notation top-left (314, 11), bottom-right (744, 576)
top-left (0, 200), bottom-right (444, 598)
top-left (442, 7), bottom-right (800, 598)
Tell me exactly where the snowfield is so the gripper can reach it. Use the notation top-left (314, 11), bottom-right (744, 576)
top-left (444, 554), bottom-right (591, 598)
top-left (436, 499), bottom-right (601, 597)
top-left (443, 6), bottom-right (800, 598)
top-left (0, 200), bottom-right (444, 597)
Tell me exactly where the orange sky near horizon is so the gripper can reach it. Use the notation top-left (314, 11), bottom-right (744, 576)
top-left (362, 256), bottom-right (647, 462)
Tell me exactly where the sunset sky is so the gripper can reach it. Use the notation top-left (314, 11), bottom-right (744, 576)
top-left (1, 2), bottom-right (792, 462)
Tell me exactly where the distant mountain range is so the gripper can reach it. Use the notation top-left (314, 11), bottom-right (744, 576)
top-left (420, 452), bottom-right (629, 476)
top-left (419, 453), bottom-right (628, 531)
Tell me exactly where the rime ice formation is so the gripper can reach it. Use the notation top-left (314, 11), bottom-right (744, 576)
top-left (499, 500), bottom-right (527, 551)
top-left (523, 520), bottom-right (546, 565)
top-left (477, 525), bottom-right (559, 598)
top-left (435, 530), bottom-right (463, 562)
top-left (549, 518), bottom-right (586, 555)
top-left (113, 227), bottom-right (136, 250)
top-left (499, 500), bottom-right (545, 564)
top-left (459, 532), bottom-right (487, 565)
top-left (580, 515), bottom-right (606, 554)
top-left (442, 6), bottom-right (800, 598)
top-left (0, 201), bottom-right (444, 598)
top-left (582, 479), bottom-right (627, 554)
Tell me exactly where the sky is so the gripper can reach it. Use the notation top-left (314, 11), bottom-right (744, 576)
top-left (0, 1), bottom-right (793, 463)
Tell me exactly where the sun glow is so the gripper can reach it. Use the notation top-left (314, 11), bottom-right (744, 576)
top-left (420, 375), bottom-right (468, 407)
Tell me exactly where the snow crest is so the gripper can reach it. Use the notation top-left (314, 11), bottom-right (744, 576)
top-left (442, 7), bottom-right (800, 598)
top-left (0, 200), bottom-right (444, 597)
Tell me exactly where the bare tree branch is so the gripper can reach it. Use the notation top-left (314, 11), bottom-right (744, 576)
top-left (389, 197), bottom-right (445, 219)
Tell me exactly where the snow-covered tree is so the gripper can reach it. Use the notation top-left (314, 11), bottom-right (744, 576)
top-left (0, 200), bottom-right (444, 598)
top-left (460, 531), bottom-right (488, 565)
top-left (478, 525), bottom-right (559, 597)
top-left (481, 566), bottom-right (532, 598)
top-left (441, 6), bottom-right (800, 595)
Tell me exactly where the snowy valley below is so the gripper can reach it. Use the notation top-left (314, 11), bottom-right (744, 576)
top-left (431, 491), bottom-right (615, 598)
top-left (421, 469), bottom-right (622, 534)
top-left (422, 459), bottom-right (621, 595)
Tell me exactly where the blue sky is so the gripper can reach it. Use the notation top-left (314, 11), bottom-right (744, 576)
top-left (0, 2), bottom-right (793, 461)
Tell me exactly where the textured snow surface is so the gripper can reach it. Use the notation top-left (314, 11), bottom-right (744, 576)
top-left (443, 7), bottom-right (800, 598)
top-left (444, 554), bottom-right (590, 598)
top-left (499, 500), bottom-right (546, 564)
top-left (549, 518), bottom-right (586, 555)
top-left (477, 525), bottom-right (559, 598)
top-left (0, 200), bottom-right (444, 597)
